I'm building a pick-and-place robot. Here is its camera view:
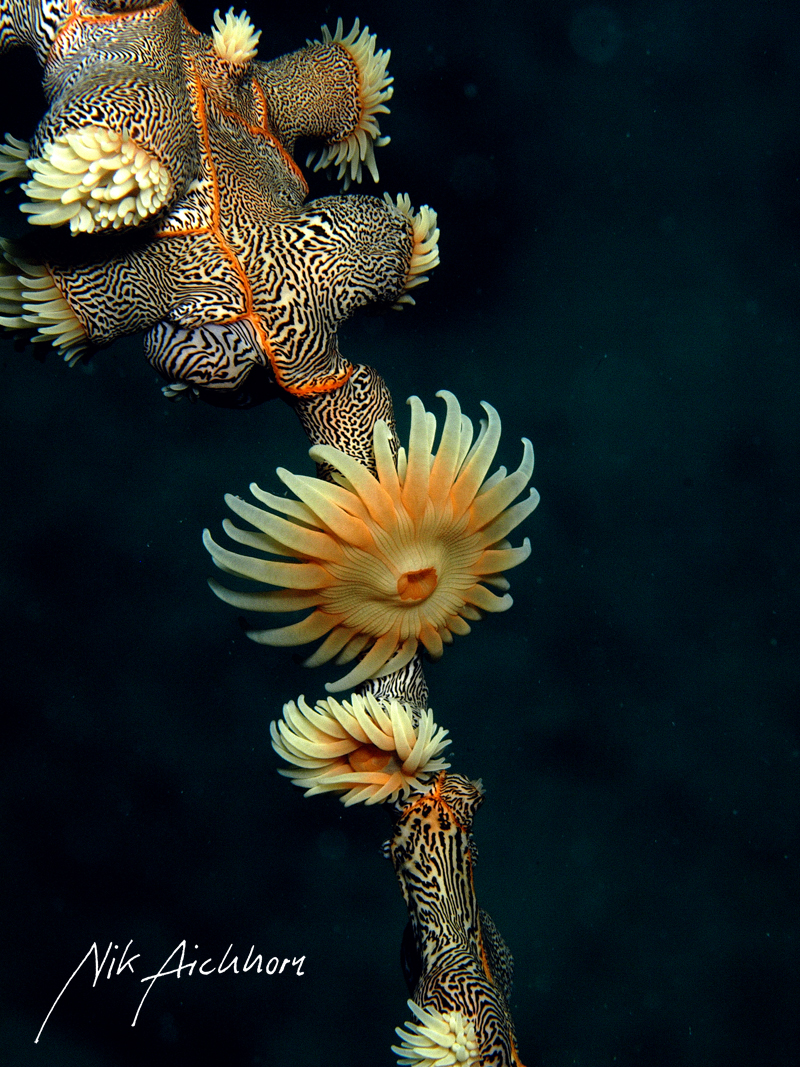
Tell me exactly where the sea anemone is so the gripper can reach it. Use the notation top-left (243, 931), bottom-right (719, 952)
top-left (306, 18), bottom-right (394, 187)
top-left (271, 692), bottom-right (450, 805)
top-left (203, 390), bottom-right (539, 692)
top-left (386, 193), bottom-right (440, 308)
top-left (392, 1000), bottom-right (480, 1067)
top-left (19, 127), bottom-right (173, 233)
top-left (211, 8), bottom-right (261, 65)
top-left (0, 240), bottom-right (87, 364)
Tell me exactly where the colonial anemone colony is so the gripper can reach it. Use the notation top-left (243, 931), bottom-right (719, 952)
top-left (0, 2), bottom-right (533, 1063)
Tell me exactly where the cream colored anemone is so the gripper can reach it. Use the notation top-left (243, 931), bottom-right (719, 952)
top-left (211, 7), bottom-right (261, 64)
top-left (306, 19), bottom-right (393, 187)
top-left (271, 692), bottom-right (450, 806)
top-left (203, 390), bottom-right (539, 693)
top-left (0, 241), bottom-right (87, 364)
top-left (0, 133), bottom-right (30, 182)
top-left (386, 193), bottom-right (440, 308)
top-left (20, 127), bottom-right (171, 232)
top-left (392, 1000), bottom-right (480, 1067)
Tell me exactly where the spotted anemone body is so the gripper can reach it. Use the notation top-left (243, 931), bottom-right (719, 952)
top-left (390, 774), bottom-right (526, 1066)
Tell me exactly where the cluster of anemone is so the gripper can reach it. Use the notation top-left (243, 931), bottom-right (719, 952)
top-left (204, 390), bottom-right (539, 692)
top-left (0, 1), bottom-right (530, 1060)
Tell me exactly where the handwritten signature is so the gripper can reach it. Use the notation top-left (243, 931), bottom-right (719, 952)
top-left (36, 940), bottom-right (306, 1042)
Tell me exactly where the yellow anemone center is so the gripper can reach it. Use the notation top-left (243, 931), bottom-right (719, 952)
top-left (396, 566), bottom-right (438, 602)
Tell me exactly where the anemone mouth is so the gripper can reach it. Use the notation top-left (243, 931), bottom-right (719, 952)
top-left (305, 19), bottom-right (394, 188)
top-left (204, 390), bottom-right (538, 692)
top-left (397, 567), bottom-right (438, 602)
top-left (347, 743), bottom-right (393, 774)
top-left (19, 127), bottom-right (172, 233)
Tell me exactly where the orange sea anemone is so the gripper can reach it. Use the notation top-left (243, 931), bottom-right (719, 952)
top-left (271, 692), bottom-right (450, 805)
top-left (203, 390), bottom-right (539, 692)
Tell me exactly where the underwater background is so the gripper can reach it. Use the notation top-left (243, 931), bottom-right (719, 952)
top-left (1, 0), bottom-right (798, 1063)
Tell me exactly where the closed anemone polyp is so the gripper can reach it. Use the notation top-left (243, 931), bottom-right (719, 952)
top-left (203, 390), bottom-right (540, 693)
